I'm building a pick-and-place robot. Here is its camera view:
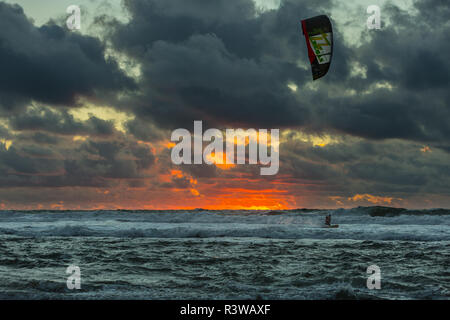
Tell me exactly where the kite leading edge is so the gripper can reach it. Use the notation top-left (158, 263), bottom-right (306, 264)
top-left (301, 15), bottom-right (333, 80)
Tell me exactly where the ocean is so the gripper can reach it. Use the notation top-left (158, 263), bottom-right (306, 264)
top-left (0, 207), bottom-right (448, 300)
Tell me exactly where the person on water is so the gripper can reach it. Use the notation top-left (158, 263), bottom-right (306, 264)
top-left (325, 214), bottom-right (331, 226)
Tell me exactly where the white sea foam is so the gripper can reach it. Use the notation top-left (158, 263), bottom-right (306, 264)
top-left (0, 208), bottom-right (449, 241)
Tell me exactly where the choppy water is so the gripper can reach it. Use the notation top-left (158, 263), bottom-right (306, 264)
top-left (0, 207), bottom-right (449, 299)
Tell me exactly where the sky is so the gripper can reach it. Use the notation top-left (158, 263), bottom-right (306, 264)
top-left (0, 0), bottom-right (449, 210)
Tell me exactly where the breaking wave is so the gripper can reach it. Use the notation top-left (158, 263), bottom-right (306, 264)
top-left (0, 207), bottom-right (448, 241)
top-left (0, 223), bottom-right (448, 241)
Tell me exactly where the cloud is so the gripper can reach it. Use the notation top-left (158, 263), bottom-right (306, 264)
top-left (100, 0), bottom-right (450, 151)
top-left (280, 134), bottom-right (450, 197)
top-left (0, 0), bottom-right (449, 209)
top-left (312, 0), bottom-right (450, 146)
top-left (0, 124), bottom-right (10, 139)
top-left (9, 106), bottom-right (116, 136)
top-left (0, 128), bottom-right (155, 188)
top-left (125, 118), bottom-right (167, 142)
top-left (100, 0), bottom-right (338, 129)
top-left (0, 2), bottom-right (135, 112)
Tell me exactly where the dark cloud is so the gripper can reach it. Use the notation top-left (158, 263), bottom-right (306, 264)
top-left (125, 118), bottom-right (166, 142)
top-left (0, 124), bottom-right (10, 139)
top-left (101, 0), bottom-right (450, 151)
top-left (102, 0), bottom-right (335, 129)
top-left (0, 2), bottom-right (135, 112)
top-left (64, 139), bottom-right (155, 182)
top-left (9, 106), bottom-right (116, 136)
top-left (0, 133), bottom-right (155, 188)
top-left (280, 136), bottom-right (450, 196)
top-left (27, 132), bottom-right (61, 145)
top-left (0, 0), bottom-right (449, 208)
top-left (313, 0), bottom-right (450, 146)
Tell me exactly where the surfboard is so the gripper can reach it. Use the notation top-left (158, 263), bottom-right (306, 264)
top-left (323, 224), bottom-right (339, 228)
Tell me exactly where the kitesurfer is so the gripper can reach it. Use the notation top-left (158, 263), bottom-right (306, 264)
top-left (325, 214), bottom-right (331, 226)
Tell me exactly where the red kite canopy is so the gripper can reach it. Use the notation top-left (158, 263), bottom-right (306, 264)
top-left (301, 15), bottom-right (333, 80)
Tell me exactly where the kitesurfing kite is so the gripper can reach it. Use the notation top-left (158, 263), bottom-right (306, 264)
top-left (301, 15), bottom-right (333, 80)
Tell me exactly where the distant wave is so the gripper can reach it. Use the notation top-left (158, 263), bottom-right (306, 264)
top-left (272, 206), bottom-right (450, 217)
top-left (342, 206), bottom-right (450, 217)
top-left (0, 206), bottom-right (449, 241)
top-left (0, 206), bottom-right (448, 216)
top-left (0, 223), bottom-right (448, 241)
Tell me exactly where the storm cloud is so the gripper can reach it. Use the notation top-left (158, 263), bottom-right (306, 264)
top-left (0, 0), bottom-right (448, 209)
top-left (102, 0), bottom-right (449, 149)
top-left (0, 2), bottom-right (135, 112)
top-left (9, 106), bottom-right (116, 136)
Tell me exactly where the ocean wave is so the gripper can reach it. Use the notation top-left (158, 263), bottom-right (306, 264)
top-left (0, 207), bottom-right (448, 241)
top-left (343, 206), bottom-right (450, 217)
top-left (1, 223), bottom-right (449, 241)
top-left (0, 206), bottom-right (449, 217)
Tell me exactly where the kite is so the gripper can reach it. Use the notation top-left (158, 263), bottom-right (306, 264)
top-left (301, 15), bottom-right (333, 80)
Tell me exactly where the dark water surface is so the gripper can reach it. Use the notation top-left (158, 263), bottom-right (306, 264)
top-left (0, 207), bottom-right (448, 299)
